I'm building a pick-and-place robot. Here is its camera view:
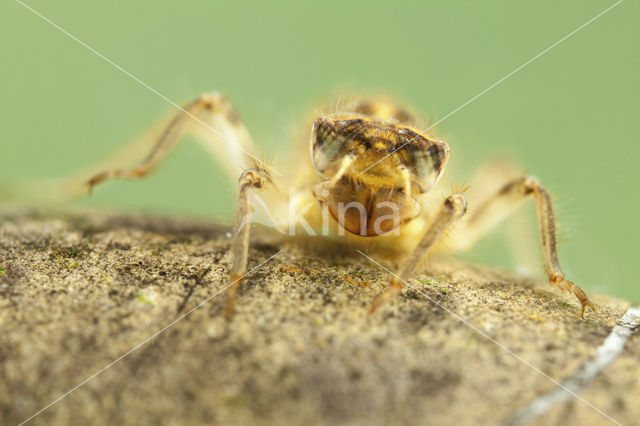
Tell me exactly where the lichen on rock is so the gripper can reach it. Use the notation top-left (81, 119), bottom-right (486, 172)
top-left (0, 210), bottom-right (637, 426)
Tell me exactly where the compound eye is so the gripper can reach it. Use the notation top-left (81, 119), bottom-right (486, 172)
top-left (310, 115), bottom-right (449, 193)
top-left (311, 116), bottom-right (359, 176)
top-left (396, 138), bottom-right (449, 192)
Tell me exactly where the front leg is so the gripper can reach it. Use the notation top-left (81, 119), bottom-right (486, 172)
top-left (527, 177), bottom-right (594, 316)
top-left (369, 193), bottom-right (468, 314)
top-left (462, 176), bottom-right (594, 316)
top-left (225, 166), bottom-right (277, 318)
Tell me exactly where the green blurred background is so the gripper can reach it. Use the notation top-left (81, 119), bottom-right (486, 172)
top-left (1, 1), bottom-right (638, 301)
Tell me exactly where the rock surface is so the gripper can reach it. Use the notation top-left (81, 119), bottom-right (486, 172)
top-left (0, 210), bottom-right (637, 426)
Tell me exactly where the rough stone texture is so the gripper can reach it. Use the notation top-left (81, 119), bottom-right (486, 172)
top-left (0, 210), bottom-right (637, 426)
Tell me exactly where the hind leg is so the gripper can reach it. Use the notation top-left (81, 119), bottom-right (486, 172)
top-left (87, 92), bottom-right (264, 191)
